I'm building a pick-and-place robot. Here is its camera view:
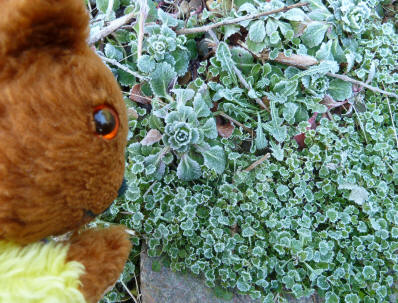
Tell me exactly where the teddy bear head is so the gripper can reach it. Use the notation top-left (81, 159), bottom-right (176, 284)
top-left (0, 0), bottom-right (128, 244)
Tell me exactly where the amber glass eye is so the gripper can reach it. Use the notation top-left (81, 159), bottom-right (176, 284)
top-left (93, 104), bottom-right (119, 140)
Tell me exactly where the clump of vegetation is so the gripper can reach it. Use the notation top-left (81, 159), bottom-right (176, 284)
top-left (87, 0), bottom-right (398, 301)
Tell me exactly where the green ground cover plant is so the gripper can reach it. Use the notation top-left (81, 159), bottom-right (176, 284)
top-left (87, 0), bottom-right (398, 301)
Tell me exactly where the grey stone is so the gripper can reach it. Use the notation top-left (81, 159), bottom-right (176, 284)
top-left (140, 250), bottom-right (318, 303)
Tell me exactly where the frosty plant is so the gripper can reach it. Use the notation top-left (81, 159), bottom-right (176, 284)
top-left (148, 89), bottom-right (225, 181)
top-left (339, 1), bottom-right (371, 34)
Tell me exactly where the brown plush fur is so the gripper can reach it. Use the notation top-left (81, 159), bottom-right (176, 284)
top-left (0, 0), bottom-right (131, 301)
top-left (66, 226), bottom-right (132, 303)
top-left (0, 0), bottom-right (128, 243)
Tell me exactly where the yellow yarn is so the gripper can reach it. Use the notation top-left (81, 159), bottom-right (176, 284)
top-left (0, 240), bottom-right (86, 303)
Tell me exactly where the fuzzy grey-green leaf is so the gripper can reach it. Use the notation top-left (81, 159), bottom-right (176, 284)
top-left (327, 79), bottom-right (353, 101)
top-left (216, 42), bottom-right (238, 84)
top-left (150, 62), bottom-right (177, 97)
top-left (301, 22), bottom-right (329, 48)
top-left (249, 20), bottom-right (266, 43)
top-left (203, 146), bottom-right (225, 174)
top-left (177, 154), bottom-right (201, 181)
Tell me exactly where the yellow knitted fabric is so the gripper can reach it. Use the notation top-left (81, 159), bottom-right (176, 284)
top-left (0, 240), bottom-right (86, 303)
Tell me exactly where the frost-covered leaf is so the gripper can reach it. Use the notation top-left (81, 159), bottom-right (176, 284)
top-left (242, 226), bottom-right (255, 237)
top-left (301, 22), bottom-right (329, 48)
top-left (137, 55), bottom-right (156, 73)
top-left (231, 47), bottom-right (254, 74)
top-left (172, 88), bottom-right (195, 105)
top-left (283, 102), bottom-right (298, 124)
top-left (345, 51), bottom-right (356, 73)
top-left (202, 145), bottom-right (225, 174)
top-left (96, 0), bottom-right (120, 13)
top-left (265, 123), bottom-right (288, 143)
top-left (362, 266), bottom-right (377, 281)
top-left (338, 183), bottom-right (369, 205)
top-left (327, 79), bottom-right (352, 101)
top-left (193, 94), bottom-right (211, 118)
top-left (158, 8), bottom-right (179, 27)
top-left (283, 8), bottom-right (307, 21)
top-left (150, 62), bottom-right (177, 97)
top-left (274, 80), bottom-right (298, 97)
top-left (249, 20), bottom-right (266, 43)
top-left (224, 25), bottom-right (241, 41)
top-left (104, 43), bottom-right (123, 60)
top-left (325, 292), bottom-right (339, 303)
top-left (236, 278), bottom-right (251, 292)
top-left (216, 42), bottom-right (237, 84)
top-left (177, 154), bottom-right (201, 181)
top-left (316, 41), bottom-right (334, 61)
top-left (255, 113), bottom-right (267, 150)
top-left (172, 50), bottom-right (190, 76)
top-left (202, 118), bottom-right (218, 139)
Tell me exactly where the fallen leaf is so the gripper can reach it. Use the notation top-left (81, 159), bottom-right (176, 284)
top-left (130, 84), bottom-right (152, 105)
top-left (127, 108), bottom-right (139, 119)
top-left (141, 129), bottom-right (162, 146)
top-left (294, 112), bottom-right (318, 149)
top-left (321, 94), bottom-right (348, 110)
top-left (216, 116), bottom-right (235, 138)
top-left (261, 52), bottom-right (318, 68)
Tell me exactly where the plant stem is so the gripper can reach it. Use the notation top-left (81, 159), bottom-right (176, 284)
top-left (176, 2), bottom-right (309, 35)
top-left (89, 11), bottom-right (137, 45)
top-left (243, 153), bottom-right (270, 172)
top-left (99, 55), bottom-right (148, 80)
top-left (325, 72), bottom-right (398, 99)
top-left (137, 0), bottom-right (149, 59)
top-left (385, 95), bottom-right (398, 149)
top-left (217, 111), bottom-right (254, 134)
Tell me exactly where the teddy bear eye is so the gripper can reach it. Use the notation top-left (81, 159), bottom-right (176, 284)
top-left (93, 105), bottom-right (119, 140)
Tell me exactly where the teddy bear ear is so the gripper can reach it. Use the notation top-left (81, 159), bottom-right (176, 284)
top-left (0, 0), bottom-right (89, 56)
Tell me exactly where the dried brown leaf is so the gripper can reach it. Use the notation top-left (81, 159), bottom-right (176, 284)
top-left (294, 112), bottom-right (318, 149)
top-left (127, 108), bottom-right (139, 119)
top-left (130, 84), bottom-right (152, 105)
top-left (261, 52), bottom-right (318, 67)
top-left (216, 116), bottom-right (235, 138)
top-left (321, 95), bottom-right (349, 110)
top-left (141, 129), bottom-right (162, 146)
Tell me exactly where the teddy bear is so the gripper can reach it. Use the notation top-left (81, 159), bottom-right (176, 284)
top-left (0, 0), bottom-right (132, 302)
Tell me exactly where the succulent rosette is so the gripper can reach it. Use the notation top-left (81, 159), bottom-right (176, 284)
top-left (147, 34), bottom-right (176, 61)
top-left (340, 1), bottom-right (371, 34)
top-left (163, 106), bottom-right (202, 153)
top-left (301, 75), bottom-right (330, 97)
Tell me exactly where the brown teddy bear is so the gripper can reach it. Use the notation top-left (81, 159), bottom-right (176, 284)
top-left (0, 0), bottom-right (132, 302)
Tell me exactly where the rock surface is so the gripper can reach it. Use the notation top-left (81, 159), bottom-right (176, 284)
top-left (140, 250), bottom-right (318, 303)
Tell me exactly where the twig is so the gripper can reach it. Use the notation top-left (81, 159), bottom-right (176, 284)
top-left (99, 55), bottom-right (148, 80)
top-left (385, 95), bottom-right (398, 149)
top-left (120, 280), bottom-right (139, 303)
top-left (137, 0), bottom-right (149, 59)
top-left (176, 3), bottom-right (308, 35)
top-left (243, 153), bottom-right (270, 172)
top-left (133, 272), bottom-right (142, 303)
top-left (239, 41), bottom-right (398, 99)
top-left (89, 12), bottom-right (137, 45)
top-left (326, 72), bottom-right (398, 99)
top-left (218, 111), bottom-right (253, 135)
top-left (143, 181), bottom-right (158, 198)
